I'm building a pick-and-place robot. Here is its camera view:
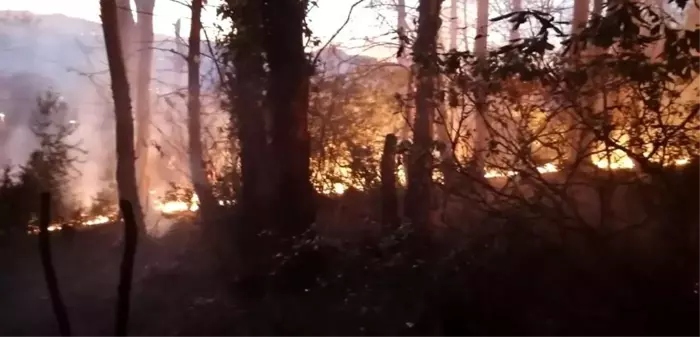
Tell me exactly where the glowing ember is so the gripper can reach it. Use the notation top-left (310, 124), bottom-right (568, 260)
top-left (331, 183), bottom-right (347, 195)
top-left (536, 163), bottom-right (559, 174)
top-left (484, 169), bottom-right (518, 179)
top-left (84, 215), bottom-right (110, 226)
top-left (154, 194), bottom-right (199, 215)
top-left (218, 199), bottom-right (235, 206)
top-left (674, 158), bottom-right (690, 166)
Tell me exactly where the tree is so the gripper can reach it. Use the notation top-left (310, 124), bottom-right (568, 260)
top-left (261, 0), bottom-right (315, 236)
top-left (219, 0), bottom-right (272, 225)
top-left (187, 0), bottom-right (218, 216)
top-left (134, 0), bottom-right (157, 208)
top-left (26, 93), bottom-right (85, 222)
top-left (397, 0), bottom-right (414, 141)
top-left (472, 0), bottom-right (490, 174)
top-left (405, 0), bottom-right (443, 229)
top-left (100, 0), bottom-right (145, 231)
top-left (0, 93), bottom-right (85, 233)
top-left (112, 0), bottom-right (154, 213)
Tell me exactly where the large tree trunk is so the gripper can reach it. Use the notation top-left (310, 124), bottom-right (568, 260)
top-left (187, 0), bottom-right (218, 216)
top-left (134, 0), bottom-right (155, 209)
top-left (224, 0), bottom-right (273, 287)
top-left (262, 0), bottom-right (314, 237)
top-left (227, 0), bottom-right (271, 225)
top-left (100, 0), bottom-right (145, 232)
top-left (216, 0), bottom-right (274, 300)
top-left (405, 0), bottom-right (442, 230)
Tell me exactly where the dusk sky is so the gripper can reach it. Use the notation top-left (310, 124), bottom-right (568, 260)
top-left (4, 0), bottom-right (405, 58)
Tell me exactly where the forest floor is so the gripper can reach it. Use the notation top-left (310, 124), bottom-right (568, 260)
top-left (0, 221), bottom-right (239, 336)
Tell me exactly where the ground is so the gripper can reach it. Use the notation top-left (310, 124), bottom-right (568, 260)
top-left (0, 221), bottom-right (237, 336)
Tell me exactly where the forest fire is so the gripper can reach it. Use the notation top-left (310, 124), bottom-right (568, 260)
top-left (83, 215), bottom-right (111, 226)
top-left (154, 194), bottom-right (200, 215)
top-left (22, 149), bottom-right (693, 236)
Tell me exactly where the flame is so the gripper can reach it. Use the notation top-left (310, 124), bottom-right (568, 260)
top-left (154, 194), bottom-right (200, 215)
top-left (483, 163), bottom-right (559, 179)
top-left (84, 215), bottom-right (110, 226)
top-left (674, 158), bottom-right (690, 166)
top-left (536, 163), bottom-right (558, 173)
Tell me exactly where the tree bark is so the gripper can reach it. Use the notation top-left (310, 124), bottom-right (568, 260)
top-left (227, 0), bottom-right (271, 225)
top-left (472, 0), bottom-right (489, 174)
top-left (134, 0), bottom-right (155, 209)
top-left (262, 0), bottom-right (315, 237)
top-left (187, 0), bottom-right (218, 217)
top-left (101, 0), bottom-right (145, 231)
top-left (397, 0), bottom-right (414, 142)
top-left (462, 0), bottom-right (469, 52)
top-left (565, 0), bottom-right (595, 169)
top-left (380, 134), bottom-right (399, 229)
top-left (449, 0), bottom-right (458, 50)
top-left (405, 0), bottom-right (442, 230)
top-left (38, 192), bottom-right (71, 336)
top-left (114, 199), bottom-right (138, 336)
top-left (510, 0), bottom-right (522, 41)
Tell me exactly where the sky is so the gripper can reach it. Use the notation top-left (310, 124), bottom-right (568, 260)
top-left (2, 0), bottom-right (401, 58)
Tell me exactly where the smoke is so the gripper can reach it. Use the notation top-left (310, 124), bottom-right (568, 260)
top-left (67, 85), bottom-right (112, 208)
top-left (3, 124), bottom-right (38, 170)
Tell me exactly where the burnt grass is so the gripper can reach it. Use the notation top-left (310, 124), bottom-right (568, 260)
top-left (0, 201), bottom-right (698, 336)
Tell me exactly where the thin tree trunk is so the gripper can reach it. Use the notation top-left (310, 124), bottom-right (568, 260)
top-left (381, 134), bottom-right (399, 229)
top-left (114, 199), bottom-right (138, 336)
top-left (187, 0), bottom-right (217, 216)
top-left (405, 0), bottom-right (442, 230)
top-left (436, 0), bottom-right (455, 167)
top-left (134, 0), bottom-right (155, 210)
top-left (101, 0), bottom-right (144, 232)
top-left (462, 0), bottom-right (469, 51)
top-left (510, 0), bottom-right (522, 41)
top-left (472, 0), bottom-right (489, 174)
top-left (450, 0), bottom-right (458, 50)
top-left (398, 0), bottom-right (413, 141)
top-left (262, 0), bottom-right (315, 237)
top-left (38, 192), bottom-right (71, 336)
top-left (439, 0), bottom-right (459, 181)
top-left (565, 0), bottom-right (591, 166)
top-left (116, 0), bottom-right (134, 58)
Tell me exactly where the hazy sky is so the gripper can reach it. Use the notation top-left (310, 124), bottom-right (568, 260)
top-left (3, 0), bottom-right (401, 58)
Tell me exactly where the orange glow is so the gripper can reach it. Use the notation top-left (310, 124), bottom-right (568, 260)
top-left (154, 194), bottom-right (200, 215)
top-left (84, 215), bottom-right (110, 226)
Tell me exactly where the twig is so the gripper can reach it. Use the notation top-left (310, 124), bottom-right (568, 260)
top-left (312, 0), bottom-right (366, 66)
top-left (38, 192), bottom-right (72, 336)
top-left (115, 199), bottom-right (139, 336)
